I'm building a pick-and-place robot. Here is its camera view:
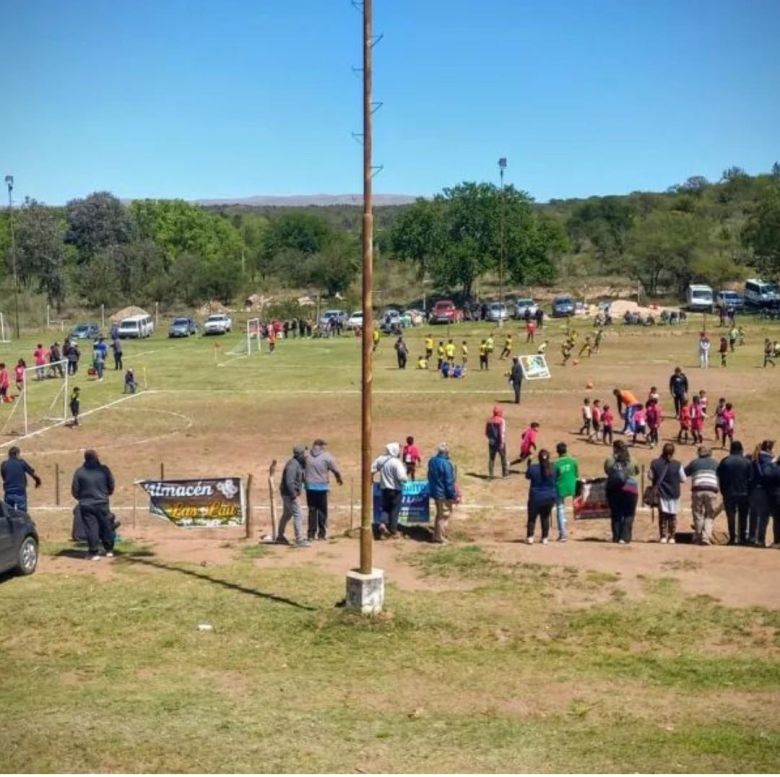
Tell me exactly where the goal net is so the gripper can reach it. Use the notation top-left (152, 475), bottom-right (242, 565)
top-left (227, 318), bottom-right (262, 357)
top-left (0, 359), bottom-right (69, 437)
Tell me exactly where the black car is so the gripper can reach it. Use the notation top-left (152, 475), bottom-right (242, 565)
top-left (70, 322), bottom-right (100, 340)
top-left (168, 317), bottom-right (198, 337)
top-left (0, 502), bottom-right (38, 577)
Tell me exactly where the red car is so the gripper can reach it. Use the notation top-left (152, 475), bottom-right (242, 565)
top-left (428, 300), bottom-right (463, 324)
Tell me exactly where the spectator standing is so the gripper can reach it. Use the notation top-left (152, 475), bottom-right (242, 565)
top-left (304, 439), bottom-right (343, 541)
top-left (394, 336), bottom-right (409, 369)
top-left (427, 442), bottom-right (457, 544)
top-left (669, 366), bottom-right (689, 418)
top-left (749, 441), bottom-right (775, 547)
top-left (1, 447), bottom-right (42, 512)
top-left (717, 441), bottom-right (752, 545)
top-left (698, 332), bottom-right (711, 368)
top-left (371, 443), bottom-right (407, 539)
top-left (276, 445), bottom-right (309, 548)
top-left (525, 450), bottom-right (557, 544)
top-left (553, 442), bottom-right (579, 543)
top-left (603, 440), bottom-right (640, 544)
top-left (509, 356), bottom-right (523, 404)
top-left (111, 336), bottom-right (123, 370)
top-left (684, 446), bottom-right (720, 545)
top-left (649, 443), bottom-right (686, 543)
top-left (71, 449), bottom-right (115, 560)
top-left (485, 405), bottom-right (508, 479)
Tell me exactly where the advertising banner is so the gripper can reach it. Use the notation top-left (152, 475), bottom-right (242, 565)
top-left (573, 477), bottom-right (611, 520)
top-left (373, 481), bottom-right (430, 525)
top-left (519, 354), bottom-right (551, 380)
top-left (138, 477), bottom-right (245, 527)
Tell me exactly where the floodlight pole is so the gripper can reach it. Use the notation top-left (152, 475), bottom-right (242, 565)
top-left (359, 0), bottom-right (374, 576)
top-left (498, 158), bottom-right (507, 328)
top-left (5, 175), bottom-right (19, 339)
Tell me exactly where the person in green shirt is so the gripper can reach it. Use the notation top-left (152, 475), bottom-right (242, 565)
top-left (554, 442), bottom-right (579, 542)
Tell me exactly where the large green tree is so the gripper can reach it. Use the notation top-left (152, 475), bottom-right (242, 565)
top-left (65, 192), bottom-right (133, 260)
top-left (742, 184), bottom-right (780, 277)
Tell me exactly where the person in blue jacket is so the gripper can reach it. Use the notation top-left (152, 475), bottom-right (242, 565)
top-left (427, 442), bottom-right (458, 544)
top-left (525, 449), bottom-right (557, 544)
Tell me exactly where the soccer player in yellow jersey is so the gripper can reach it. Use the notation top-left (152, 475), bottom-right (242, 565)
top-left (461, 340), bottom-right (469, 366)
top-left (424, 335), bottom-right (434, 360)
top-left (499, 333), bottom-right (512, 360)
top-left (444, 339), bottom-right (456, 364)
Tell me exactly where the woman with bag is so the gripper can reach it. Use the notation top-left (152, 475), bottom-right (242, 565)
top-left (648, 442), bottom-right (687, 544)
top-left (603, 440), bottom-right (640, 544)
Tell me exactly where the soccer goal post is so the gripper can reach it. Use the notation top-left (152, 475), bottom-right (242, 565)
top-left (0, 359), bottom-right (69, 437)
top-left (0, 313), bottom-right (11, 343)
top-left (227, 318), bottom-right (262, 357)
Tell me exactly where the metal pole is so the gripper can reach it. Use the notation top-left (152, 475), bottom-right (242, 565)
top-left (5, 177), bottom-right (20, 339)
top-left (498, 159), bottom-right (507, 329)
top-left (359, 0), bottom-right (374, 575)
top-left (54, 463), bottom-right (61, 506)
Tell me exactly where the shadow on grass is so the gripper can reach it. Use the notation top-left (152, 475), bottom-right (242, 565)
top-left (119, 554), bottom-right (317, 611)
top-left (465, 470), bottom-right (523, 480)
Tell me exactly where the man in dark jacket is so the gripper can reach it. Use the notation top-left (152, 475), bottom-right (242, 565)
top-left (304, 439), bottom-right (343, 541)
top-left (427, 442), bottom-right (457, 544)
top-left (717, 440), bottom-right (753, 544)
top-left (276, 444), bottom-right (309, 547)
top-left (1, 446), bottom-right (42, 512)
top-left (72, 449), bottom-right (115, 560)
top-left (509, 356), bottom-right (524, 404)
top-left (669, 367), bottom-right (689, 419)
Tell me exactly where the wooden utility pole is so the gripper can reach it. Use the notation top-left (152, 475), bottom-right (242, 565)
top-left (359, 0), bottom-right (374, 575)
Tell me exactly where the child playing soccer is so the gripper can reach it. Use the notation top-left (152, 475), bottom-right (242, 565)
top-left (632, 404), bottom-right (648, 447)
top-left (123, 369), bottom-right (137, 394)
top-left (445, 339), bottom-right (456, 365)
top-left (461, 340), bottom-right (468, 366)
top-left (479, 340), bottom-right (489, 371)
top-left (525, 320), bottom-right (536, 344)
top-left (0, 363), bottom-right (9, 403)
top-left (677, 399), bottom-right (691, 444)
top-left (601, 405), bottom-right (614, 445)
top-left (68, 387), bottom-right (80, 428)
top-left (437, 341), bottom-right (445, 370)
top-left (402, 436), bottom-right (421, 480)
top-left (698, 389), bottom-right (708, 419)
top-left (648, 385), bottom-right (660, 403)
top-left (499, 334), bottom-right (512, 360)
top-left (14, 359), bottom-right (25, 393)
top-left (561, 340), bottom-right (573, 366)
top-left (537, 340), bottom-right (548, 355)
top-left (578, 335), bottom-right (593, 358)
top-left (690, 395), bottom-right (704, 445)
top-left (713, 397), bottom-right (727, 444)
top-left (486, 334), bottom-right (495, 355)
top-left (416, 355), bottom-right (428, 369)
top-left (425, 335), bottom-right (434, 361)
top-left (591, 399), bottom-right (602, 442)
top-left (579, 398), bottom-right (592, 437)
top-left (764, 338), bottom-right (775, 367)
top-left (646, 398), bottom-right (662, 448)
top-left (516, 422), bottom-right (540, 463)
top-left (719, 336), bottom-right (728, 366)
top-left (722, 403), bottom-right (736, 449)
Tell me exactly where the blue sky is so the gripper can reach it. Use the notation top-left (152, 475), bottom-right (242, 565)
top-left (2, 0), bottom-right (779, 204)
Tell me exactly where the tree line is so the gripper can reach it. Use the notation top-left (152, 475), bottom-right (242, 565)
top-left (0, 165), bottom-right (778, 313)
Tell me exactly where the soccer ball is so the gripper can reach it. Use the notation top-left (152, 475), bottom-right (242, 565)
top-left (586, 381), bottom-right (593, 389)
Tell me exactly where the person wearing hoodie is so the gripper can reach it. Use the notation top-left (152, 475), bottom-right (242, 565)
top-left (304, 439), bottom-right (343, 541)
top-left (427, 442), bottom-right (458, 544)
top-left (749, 440), bottom-right (775, 547)
top-left (717, 440), bottom-right (753, 545)
top-left (485, 405), bottom-right (508, 479)
top-left (371, 443), bottom-right (408, 539)
top-left (71, 449), bottom-right (115, 560)
top-left (276, 444), bottom-right (309, 547)
top-left (684, 445), bottom-right (720, 545)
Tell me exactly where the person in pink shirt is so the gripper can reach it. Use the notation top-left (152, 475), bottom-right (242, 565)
top-left (516, 422), bottom-right (540, 463)
top-left (0, 363), bottom-right (10, 403)
top-left (632, 405), bottom-right (648, 447)
top-left (33, 344), bottom-right (46, 381)
top-left (601, 405), bottom-right (614, 445)
top-left (591, 399), bottom-right (602, 443)
top-left (14, 359), bottom-right (26, 393)
top-left (402, 435), bottom-right (422, 480)
top-left (690, 395), bottom-right (705, 445)
top-left (646, 398), bottom-right (662, 448)
top-left (722, 403), bottom-right (736, 450)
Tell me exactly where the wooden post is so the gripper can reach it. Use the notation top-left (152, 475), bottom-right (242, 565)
top-left (54, 462), bottom-right (60, 506)
top-left (268, 459), bottom-right (278, 539)
top-left (160, 461), bottom-right (165, 480)
top-left (244, 473), bottom-right (253, 540)
top-left (132, 485), bottom-right (137, 530)
top-left (349, 477), bottom-right (355, 532)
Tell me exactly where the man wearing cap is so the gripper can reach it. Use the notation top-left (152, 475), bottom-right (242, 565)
top-left (71, 449), bottom-right (115, 560)
top-left (684, 445), bottom-right (720, 545)
top-left (277, 444), bottom-right (309, 547)
top-left (304, 439), bottom-right (343, 541)
top-left (1, 446), bottom-right (42, 512)
top-left (427, 442), bottom-right (458, 544)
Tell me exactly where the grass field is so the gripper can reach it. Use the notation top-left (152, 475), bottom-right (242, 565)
top-left (0, 314), bottom-right (779, 772)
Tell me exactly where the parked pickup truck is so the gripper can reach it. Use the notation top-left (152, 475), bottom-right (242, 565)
top-left (203, 313), bottom-right (232, 335)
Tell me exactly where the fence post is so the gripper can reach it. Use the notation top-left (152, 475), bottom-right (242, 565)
top-left (160, 462), bottom-right (165, 480)
top-left (245, 473), bottom-right (253, 540)
top-left (54, 462), bottom-right (60, 506)
top-left (349, 477), bottom-right (355, 532)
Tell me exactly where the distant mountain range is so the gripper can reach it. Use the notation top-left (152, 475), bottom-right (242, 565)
top-left (196, 193), bottom-right (417, 207)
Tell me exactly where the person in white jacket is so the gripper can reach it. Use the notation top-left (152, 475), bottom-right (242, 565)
top-left (372, 442), bottom-right (408, 539)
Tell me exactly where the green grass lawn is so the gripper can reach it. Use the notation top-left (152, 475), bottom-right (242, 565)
top-left (0, 316), bottom-right (779, 772)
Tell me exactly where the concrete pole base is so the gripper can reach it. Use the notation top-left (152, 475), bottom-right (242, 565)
top-left (345, 567), bottom-right (385, 614)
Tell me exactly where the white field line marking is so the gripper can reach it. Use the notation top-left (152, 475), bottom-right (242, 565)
top-left (125, 347), bottom-right (164, 360)
top-left (146, 387), bottom-right (580, 396)
top-left (0, 391), bottom-right (147, 449)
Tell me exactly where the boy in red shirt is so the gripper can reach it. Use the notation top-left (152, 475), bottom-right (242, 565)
top-left (601, 405), bottom-right (614, 445)
top-left (14, 359), bottom-right (26, 393)
top-left (722, 403), bottom-right (736, 449)
top-left (645, 398), bottom-right (662, 448)
top-left (525, 320), bottom-right (536, 344)
top-left (0, 363), bottom-right (9, 403)
top-left (591, 399), bottom-right (602, 442)
top-left (517, 422), bottom-right (540, 463)
top-left (690, 396), bottom-right (704, 445)
top-left (677, 399), bottom-right (691, 444)
top-left (402, 436), bottom-right (421, 480)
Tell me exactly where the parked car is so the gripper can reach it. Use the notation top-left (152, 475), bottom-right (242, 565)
top-left (168, 317), bottom-right (198, 337)
top-left (0, 503), bottom-right (38, 577)
top-left (346, 311), bottom-right (364, 330)
top-left (513, 298), bottom-right (538, 319)
top-left (715, 290), bottom-right (744, 310)
top-left (319, 309), bottom-right (348, 327)
top-left (428, 300), bottom-right (463, 325)
top-left (70, 322), bottom-right (100, 340)
top-left (551, 296), bottom-right (576, 318)
top-left (486, 302), bottom-right (510, 323)
top-left (744, 278), bottom-right (780, 309)
top-left (686, 284), bottom-right (714, 313)
top-left (203, 313), bottom-right (232, 335)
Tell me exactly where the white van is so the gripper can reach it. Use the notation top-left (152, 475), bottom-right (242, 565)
top-left (118, 314), bottom-right (154, 339)
top-left (686, 284), bottom-right (714, 313)
top-left (744, 278), bottom-right (780, 308)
